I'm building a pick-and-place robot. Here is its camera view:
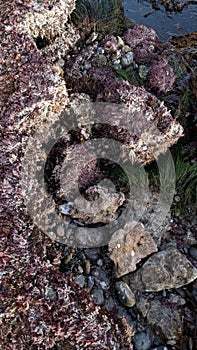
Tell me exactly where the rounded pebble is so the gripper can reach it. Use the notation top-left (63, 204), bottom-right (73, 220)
top-left (133, 331), bottom-right (152, 350)
top-left (115, 281), bottom-right (136, 307)
top-left (84, 259), bottom-right (91, 274)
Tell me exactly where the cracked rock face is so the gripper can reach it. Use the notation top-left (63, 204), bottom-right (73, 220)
top-left (124, 246), bottom-right (197, 291)
top-left (108, 221), bottom-right (158, 277)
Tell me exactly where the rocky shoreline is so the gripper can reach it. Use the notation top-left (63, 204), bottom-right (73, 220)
top-left (0, 1), bottom-right (197, 350)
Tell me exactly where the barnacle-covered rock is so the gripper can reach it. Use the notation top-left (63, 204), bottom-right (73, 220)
top-left (123, 24), bottom-right (161, 64)
top-left (146, 57), bottom-right (176, 92)
top-left (0, 1), bottom-right (69, 132)
top-left (0, 1), bottom-right (133, 349)
top-left (19, 0), bottom-right (80, 61)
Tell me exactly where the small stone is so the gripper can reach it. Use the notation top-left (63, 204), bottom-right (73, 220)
top-left (97, 47), bottom-right (105, 54)
top-left (92, 267), bottom-right (110, 290)
top-left (125, 246), bottom-right (197, 291)
top-left (84, 62), bottom-right (92, 70)
top-left (121, 52), bottom-right (133, 67)
top-left (104, 296), bottom-right (116, 311)
top-left (113, 60), bottom-right (122, 70)
top-left (84, 259), bottom-right (91, 274)
top-left (87, 276), bottom-right (94, 290)
top-left (108, 221), bottom-right (158, 278)
top-left (97, 258), bottom-right (103, 267)
top-left (59, 202), bottom-right (73, 214)
top-left (91, 288), bottom-right (104, 305)
top-left (122, 44), bottom-right (132, 53)
top-left (115, 281), bottom-right (136, 307)
top-left (76, 265), bottom-right (83, 274)
top-left (74, 274), bottom-right (85, 288)
top-left (45, 287), bottom-right (57, 301)
top-left (133, 331), bottom-right (152, 350)
top-left (84, 248), bottom-right (100, 261)
top-left (189, 247), bottom-right (197, 260)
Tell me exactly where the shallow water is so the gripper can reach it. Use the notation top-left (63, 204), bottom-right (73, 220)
top-left (122, 0), bottom-right (197, 41)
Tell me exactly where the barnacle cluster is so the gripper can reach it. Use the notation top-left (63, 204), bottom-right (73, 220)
top-left (0, 1), bottom-right (133, 349)
top-left (1, 0), bottom-right (191, 348)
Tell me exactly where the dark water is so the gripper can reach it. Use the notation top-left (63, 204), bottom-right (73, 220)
top-left (122, 0), bottom-right (197, 41)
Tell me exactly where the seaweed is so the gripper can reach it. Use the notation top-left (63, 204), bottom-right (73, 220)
top-left (71, 0), bottom-right (129, 40)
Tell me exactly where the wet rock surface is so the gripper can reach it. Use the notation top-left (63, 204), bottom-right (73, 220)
top-left (115, 281), bottom-right (136, 307)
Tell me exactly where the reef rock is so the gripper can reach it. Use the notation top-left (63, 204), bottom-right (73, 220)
top-left (125, 246), bottom-right (197, 291)
top-left (108, 221), bottom-right (158, 278)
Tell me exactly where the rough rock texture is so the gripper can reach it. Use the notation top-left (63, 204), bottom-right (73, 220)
top-left (146, 57), bottom-right (176, 92)
top-left (137, 297), bottom-right (183, 342)
top-left (71, 184), bottom-right (125, 225)
top-left (123, 24), bottom-right (161, 64)
top-left (18, 0), bottom-right (80, 61)
top-left (65, 66), bottom-right (184, 164)
top-left (0, 0), bottom-right (69, 131)
top-left (108, 221), bottom-right (158, 278)
top-left (124, 246), bottom-right (197, 291)
top-left (0, 1), bottom-right (133, 349)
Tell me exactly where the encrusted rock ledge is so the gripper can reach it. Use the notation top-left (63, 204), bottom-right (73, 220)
top-left (0, 1), bottom-right (133, 349)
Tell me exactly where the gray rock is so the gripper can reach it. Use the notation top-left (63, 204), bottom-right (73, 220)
top-left (121, 52), bottom-right (134, 67)
top-left (91, 288), bottom-right (104, 305)
top-left (125, 246), bottom-right (197, 291)
top-left (91, 267), bottom-right (110, 290)
top-left (84, 248), bottom-right (100, 261)
top-left (108, 221), bottom-right (158, 277)
top-left (151, 347), bottom-right (168, 350)
top-left (133, 331), bottom-right (152, 350)
top-left (87, 276), bottom-right (94, 290)
top-left (70, 185), bottom-right (125, 224)
top-left (97, 258), bottom-right (103, 267)
top-left (189, 246), bottom-right (197, 260)
top-left (137, 297), bottom-right (183, 341)
top-left (115, 281), bottom-right (136, 307)
top-left (45, 287), bottom-right (57, 301)
top-left (74, 274), bottom-right (85, 288)
top-left (104, 296), bottom-right (116, 311)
